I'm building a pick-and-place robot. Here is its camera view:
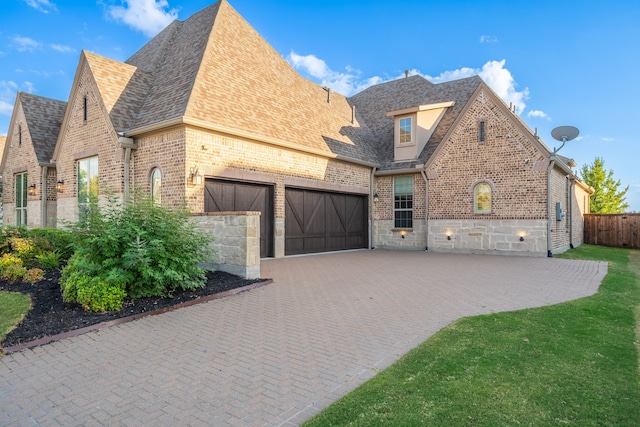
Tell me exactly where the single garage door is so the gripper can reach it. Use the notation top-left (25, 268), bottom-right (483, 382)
top-left (205, 179), bottom-right (274, 258)
top-left (285, 188), bottom-right (368, 255)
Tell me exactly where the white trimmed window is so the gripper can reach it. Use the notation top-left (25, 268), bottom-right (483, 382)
top-left (78, 156), bottom-right (98, 207)
top-left (15, 172), bottom-right (27, 226)
top-left (394, 176), bottom-right (413, 228)
top-left (474, 182), bottom-right (491, 213)
top-left (399, 117), bottom-right (412, 143)
top-left (151, 168), bottom-right (162, 204)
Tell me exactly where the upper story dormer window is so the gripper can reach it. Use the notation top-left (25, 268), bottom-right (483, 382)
top-left (399, 117), bottom-right (412, 143)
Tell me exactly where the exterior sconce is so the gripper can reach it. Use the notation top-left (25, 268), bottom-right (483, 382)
top-left (520, 236), bottom-right (525, 242)
top-left (373, 193), bottom-right (379, 203)
top-left (400, 230), bottom-right (406, 239)
top-left (28, 184), bottom-right (37, 196)
top-left (445, 231), bottom-right (453, 240)
top-left (56, 180), bottom-right (65, 193)
top-left (188, 166), bottom-right (202, 186)
top-left (447, 235), bottom-right (451, 240)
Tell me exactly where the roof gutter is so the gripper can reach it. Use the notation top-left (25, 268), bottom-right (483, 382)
top-left (124, 116), bottom-right (380, 168)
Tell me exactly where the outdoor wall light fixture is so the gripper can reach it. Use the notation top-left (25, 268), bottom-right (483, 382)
top-left (188, 166), bottom-right (202, 186)
top-left (447, 235), bottom-right (452, 240)
top-left (520, 236), bottom-right (525, 242)
top-left (28, 184), bottom-right (36, 196)
top-left (400, 230), bottom-right (406, 239)
top-left (56, 180), bottom-right (65, 193)
top-left (445, 231), bottom-right (453, 240)
top-left (373, 193), bottom-right (379, 203)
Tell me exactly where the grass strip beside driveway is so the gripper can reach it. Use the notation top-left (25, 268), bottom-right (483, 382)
top-left (0, 291), bottom-right (30, 348)
top-left (304, 245), bottom-right (640, 426)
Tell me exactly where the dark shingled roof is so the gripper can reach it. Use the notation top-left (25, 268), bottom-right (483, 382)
top-left (19, 92), bottom-right (66, 164)
top-left (349, 75), bottom-right (482, 171)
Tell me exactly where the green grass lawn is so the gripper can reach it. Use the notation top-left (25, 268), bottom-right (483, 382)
top-left (303, 245), bottom-right (640, 426)
top-left (0, 291), bottom-right (31, 352)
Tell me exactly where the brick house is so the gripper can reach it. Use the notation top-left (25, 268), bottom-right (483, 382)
top-left (1, 92), bottom-right (66, 228)
top-left (1, 0), bottom-right (591, 275)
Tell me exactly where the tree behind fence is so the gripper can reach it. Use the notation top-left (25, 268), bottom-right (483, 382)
top-left (584, 214), bottom-right (640, 249)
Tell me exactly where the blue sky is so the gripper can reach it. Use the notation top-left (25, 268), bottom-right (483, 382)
top-left (1, 0), bottom-right (639, 211)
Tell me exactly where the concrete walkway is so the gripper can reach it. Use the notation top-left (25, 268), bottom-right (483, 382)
top-left (0, 250), bottom-right (607, 426)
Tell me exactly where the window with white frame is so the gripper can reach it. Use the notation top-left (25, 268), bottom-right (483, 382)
top-left (394, 176), bottom-right (413, 228)
top-left (151, 168), bottom-right (162, 204)
top-left (474, 182), bottom-right (491, 213)
top-left (399, 117), bottom-right (412, 143)
top-left (78, 156), bottom-right (98, 207)
top-left (15, 172), bottom-right (27, 226)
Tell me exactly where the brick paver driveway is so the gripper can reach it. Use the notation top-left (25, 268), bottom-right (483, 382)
top-left (1, 250), bottom-right (606, 426)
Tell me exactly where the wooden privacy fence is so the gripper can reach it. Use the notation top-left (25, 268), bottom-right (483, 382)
top-left (584, 214), bottom-right (640, 249)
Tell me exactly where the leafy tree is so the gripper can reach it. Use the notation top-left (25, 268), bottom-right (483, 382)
top-left (579, 157), bottom-right (629, 213)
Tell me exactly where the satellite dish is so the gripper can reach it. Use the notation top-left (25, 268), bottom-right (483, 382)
top-left (551, 125), bottom-right (579, 154)
top-left (551, 126), bottom-right (579, 142)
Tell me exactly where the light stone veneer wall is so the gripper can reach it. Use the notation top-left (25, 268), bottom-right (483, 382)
top-left (428, 219), bottom-right (547, 256)
top-left (191, 212), bottom-right (261, 279)
top-left (374, 219), bottom-right (427, 250)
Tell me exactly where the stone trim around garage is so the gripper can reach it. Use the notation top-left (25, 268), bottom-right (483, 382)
top-left (191, 211), bottom-right (261, 279)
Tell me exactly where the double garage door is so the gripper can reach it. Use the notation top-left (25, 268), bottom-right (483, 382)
top-left (205, 179), bottom-right (368, 257)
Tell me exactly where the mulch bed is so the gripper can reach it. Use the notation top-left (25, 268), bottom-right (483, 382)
top-left (1, 269), bottom-right (270, 351)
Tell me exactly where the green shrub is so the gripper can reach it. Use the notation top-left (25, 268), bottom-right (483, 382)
top-left (0, 254), bottom-right (28, 282)
top-left (0, 227), bottom-right (27, 255)
top-left (27, 228), bottom-right (75, 262)
top-left (76, 278), bottom-right (126, 312)
top-left (35, 251), bottom-right (62, 270)
top-left (61, 191), bottom-right (213, 305)
top-left (9, 237), bottom-right (39, 265)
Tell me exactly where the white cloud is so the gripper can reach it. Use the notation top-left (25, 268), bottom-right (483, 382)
top-left (480, 35), bottom-right (498, 43)
top-left (424, 60), bottom-right (529, 114)
top-left (0, 81), bottom-right (19, 117)
top-left (288, 53), bottom-right (530, 114)
top-left (108, 0), bottom-right (179, 38)
top-left (51, 44), bottom-right (76, 54)
top-left (527, 110), bottom-right (550, 120)
top-left (288, 51), bottom-right (383, 96)
top-left (601, 137), bottom-right (615, 142)
top-left (12, 36), bottom-right (41, 52)
top-left (24, 0), bottom-right (57, 13)
top-left (0, 100), bottom-right (13, 116)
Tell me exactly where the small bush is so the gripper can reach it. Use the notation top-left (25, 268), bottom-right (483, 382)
top-left (75, 278), bottom-right (126, 312)
top-left (23, 268), bottom-right (45, 284)
top-left (35, 251), bottom-right (61, 270)
top-left (9, 237), bottom-right (38, 265)
top-left (0, 254), bottom-right (27, 282)
top-left (61, 191), bottom-right (213, 305)
top-left (27, 228), bottom-right (75, 263)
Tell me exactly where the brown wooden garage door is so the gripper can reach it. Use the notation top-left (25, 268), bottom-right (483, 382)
top-left (205, 179), bottom-right (274, 258)
top-left (285, 188), bottom-right (368, 255)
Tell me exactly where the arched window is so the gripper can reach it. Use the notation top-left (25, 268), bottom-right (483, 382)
top-left (474, 182), bottom-right (491, 213)
top-left (151, 168), bottom-right (162, 204)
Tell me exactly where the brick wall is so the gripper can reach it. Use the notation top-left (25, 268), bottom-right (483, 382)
top-left (2, 104), bottom-right (44, 228)
top-left (55, 63), bottom-right (125, 223)
top-left (427, 92), bottom-right (548, 220)
top-left (549, 167), bottom-right (570, 252)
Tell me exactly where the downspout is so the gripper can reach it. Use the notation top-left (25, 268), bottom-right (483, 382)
top-left (420, 170), bottom-right (429, 250)
top-left (124, 147), bottom-right (132, 202)
top-left (568, 176), bottom-right (574, 249)
top-left (546, 158), bottom-right (555, 257)
top-left (118, 136), bottom-right (137, 204)
top-left (41, 165), bottom-right (48, 228)
top-left (370, 167), bottom-right (377, 249)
